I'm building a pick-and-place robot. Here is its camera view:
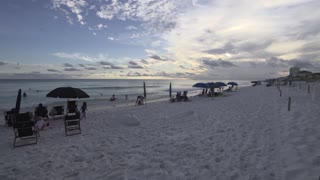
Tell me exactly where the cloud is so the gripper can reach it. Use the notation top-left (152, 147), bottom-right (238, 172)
top-left (128, 61), bottom-right (138, 66)
top-left (51, 0), bottom-right (87, 25)
top-left (126, 25), bottom-right (138, 30)
top-left (53, 52), bottom-right (98, 62)
top-left (149, 55), bottom-right (168, 61)
top-left (128, 65), bottom-right (144, 69)
top-left (103, 65), bottom-right (124, 69)
top-left (85, 67), bottom-right (97, 70)
top-left (95, 0), bottom-right (185, 32)
top-left (99, 61), bottom-right (113, 66)
top-left (47, 69), bottom-right (61, 72)
top-left (63, 63), bottom-right (73, 67)
top-left (140, 59), bottom-right (149, 64)
top-left (64, 67), bottom-right (81, 71)
top-left (0, 72), bottom-right (76, 79)
top-left (0, 61), bottom-right (7, 66)
top-left (107, 37), bottom-right (114, 41)
top-left (201, 59), bottom-right (236, 68)
top-left (78, 64), bottom-right (86, 67)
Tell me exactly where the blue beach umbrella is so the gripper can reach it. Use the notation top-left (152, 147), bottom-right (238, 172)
top-left (214, 82), bottom-right (227, 87)
top-left (169, 82), bottom-right (172, 98)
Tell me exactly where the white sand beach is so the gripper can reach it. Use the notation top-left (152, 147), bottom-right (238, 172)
top-left (0, 83), bottom-right (320, 180)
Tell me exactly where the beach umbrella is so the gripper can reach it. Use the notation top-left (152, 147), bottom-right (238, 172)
top-left (214, 82), bottom-right (227, 87)
top-left (192, 83), bottom-right (209, 88)
top-left (15, 89), bottom-right (22, 113)
top-left (143, 82), bottom-right (147, 105)
top-left (46, 87), bottom-right (90, 99)
top-left (169, 82), bottom-right (172, 98)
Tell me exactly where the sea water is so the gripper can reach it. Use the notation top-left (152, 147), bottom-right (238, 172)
top-left (0, 79), bottom-right (251, 112)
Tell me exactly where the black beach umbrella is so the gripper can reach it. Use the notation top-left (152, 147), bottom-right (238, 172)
top-left (46, 87), bottom-right (90, 99)
top-left (143, 82), bottom-right (147, 105)
top-left (169, 82), bottom-right (172, 98)
top-left (15, 89), bottom-right (22, 113)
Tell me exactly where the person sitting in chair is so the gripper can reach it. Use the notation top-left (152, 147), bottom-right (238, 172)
top-left (110, 94), bottom-right (117, 101)
top-left (35, 103), bottom-right (48, 119)
top-left (135, 95), bottom-right (144, 105)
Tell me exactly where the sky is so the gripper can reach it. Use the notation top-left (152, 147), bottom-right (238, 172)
top-left (0, 0), bottom-right (320, 80)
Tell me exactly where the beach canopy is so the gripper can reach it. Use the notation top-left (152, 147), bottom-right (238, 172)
top-left (206, 82), bottom-right (218, 88)
top-left (227, 82), bottom-right (238, 86)
top-left (214, 82), bottom-right (227, 87)
top-left (192, 83), bottom-right (209, 88)
top-left (46, 87), bottom-right (90, 99)
top-left (15, 89), bottom-right (22, 113)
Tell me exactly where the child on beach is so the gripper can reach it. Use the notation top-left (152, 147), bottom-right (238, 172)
top-left (80, 102), bottom-right (87, 120)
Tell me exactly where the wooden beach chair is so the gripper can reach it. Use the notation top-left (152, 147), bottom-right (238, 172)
top-left (12, 112), bottom-right (38, 148)
top-left (4, 110), bottom-right (14, 127)
top-left (64, 113), bottom-right (81, 136)
top-left (181, 91), bottom-right (189, 101)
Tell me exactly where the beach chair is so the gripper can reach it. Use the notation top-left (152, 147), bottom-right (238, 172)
top-left (12, 112), bottom-right (38, 148)
top-left (175, 92), bottom-right (182, 101)
top-left (67, 101), bottom-right (78, 115)
top-left (4, 110), bottom-right (14, 127)
top-left (181, 91), bottom-right (189, 101)
top-left (64, 113), bottom-right (81, 136)
top-left (49, 106), bottom-right (64, 120)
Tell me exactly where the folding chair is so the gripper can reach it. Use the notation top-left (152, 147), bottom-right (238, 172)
top-left (64, 113), bottom-right (81, 136)
top-left (12, 112), bottom-right (38, 148)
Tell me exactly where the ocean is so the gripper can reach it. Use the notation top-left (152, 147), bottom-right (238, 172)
top-left (0, 79), bottom-right (251, 112)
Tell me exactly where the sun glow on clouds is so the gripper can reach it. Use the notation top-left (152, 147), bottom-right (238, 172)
top-left (45, 0), bottom-right (320, 79)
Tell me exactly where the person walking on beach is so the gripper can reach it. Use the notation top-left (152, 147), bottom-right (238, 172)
top-left (80, 102), bottom-right (87, 120)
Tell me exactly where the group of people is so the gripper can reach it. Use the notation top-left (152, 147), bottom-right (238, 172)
top-left (110, 94), bottom-right (145, 105)
top-left (34, 101), bottom-right (87, 131)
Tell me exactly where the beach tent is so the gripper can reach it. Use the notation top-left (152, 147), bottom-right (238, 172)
top-left (192, 83), bottom-right (209, 88)
top-left (227, 82), bottom-right (238, 90)
top-left (193, 83), bottom-right (210, 96)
